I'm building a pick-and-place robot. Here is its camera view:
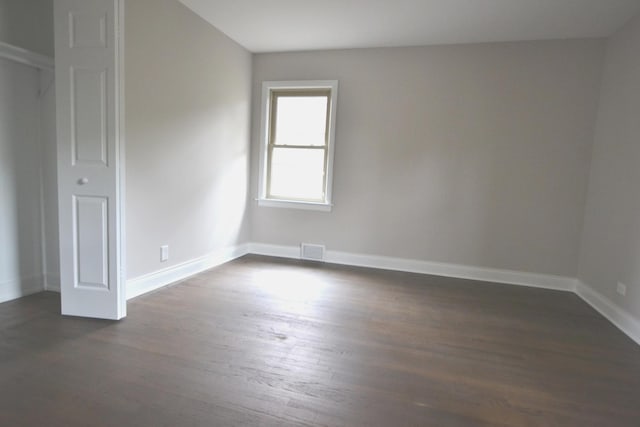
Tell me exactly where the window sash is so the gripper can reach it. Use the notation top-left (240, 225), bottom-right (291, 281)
top-left (266, 145), bottom-right (328, 202)
top-left (270, 89), bottom-right (331, 147)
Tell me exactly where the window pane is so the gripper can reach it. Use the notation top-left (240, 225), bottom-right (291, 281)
top-left (269, 147), bottom-right (325, 201)
top-left (274, 95), bottom-right (328, 146)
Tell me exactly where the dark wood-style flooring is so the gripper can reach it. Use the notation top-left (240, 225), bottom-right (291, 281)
top-left (1, 255), bottom-right (639, 426)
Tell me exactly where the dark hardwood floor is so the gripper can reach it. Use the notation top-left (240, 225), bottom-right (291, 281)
top-left (1, 255), bottom-right (639, 426)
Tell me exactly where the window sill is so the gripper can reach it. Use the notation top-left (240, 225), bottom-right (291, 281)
top-left (257, 198), bottom-right (333, 212)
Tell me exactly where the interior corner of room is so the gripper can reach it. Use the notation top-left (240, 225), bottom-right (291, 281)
top-left (1, 0), bottom-right (640, 341)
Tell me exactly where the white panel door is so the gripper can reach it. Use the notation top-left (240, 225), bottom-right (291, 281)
top-left (54, 0), bottom-right (126, 319)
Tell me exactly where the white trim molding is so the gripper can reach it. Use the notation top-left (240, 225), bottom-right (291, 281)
top-left (126, 244), bottom-right (249, 300)
top-left (0, 275), bottom-right (45, 304)
top-left (257, 80), bottom-right (339, 212)
top-left (0, 41), bottom-right (54, 71)
top-left (257, 198), bottom-right (333, 212)
top-left (247, 243), bottom-right (576, 291)
top-left (249, 243), bottom-right (300, 260)
top-left (576, 280), bottom-right (640, 345)
top-left (326, 250), bottom-right (577, 291)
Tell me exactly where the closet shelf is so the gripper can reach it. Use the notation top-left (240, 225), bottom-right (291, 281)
top-left (0, 41), bottom-right (54, 71)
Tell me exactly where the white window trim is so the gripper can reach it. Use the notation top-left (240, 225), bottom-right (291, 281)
top-left (257, 80), bottom-right (338, 212)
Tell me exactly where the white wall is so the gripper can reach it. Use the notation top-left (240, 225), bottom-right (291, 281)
top-left (125, 0), bottom-right (252, 279)
top-left (250, 40), bottom-right (604, 277)
top-left (578, 13), bottom-right (640, 320)
top-left (0, 58), bottom-right (44, 301)
top-left (0, 0), bottom-right (53, 56)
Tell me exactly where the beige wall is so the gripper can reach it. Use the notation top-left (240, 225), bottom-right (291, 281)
top-left (251, 40), bottom-right (605, 277)
top-left (578, 13), bottom-right (640, 319)
top-left (125, 0), bottom-right (252, 279)
top-left (0, 0), bottom-right (53, 56)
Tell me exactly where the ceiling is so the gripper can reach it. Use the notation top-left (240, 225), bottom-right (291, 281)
top-left (178, 0), bottom-right (640, 53)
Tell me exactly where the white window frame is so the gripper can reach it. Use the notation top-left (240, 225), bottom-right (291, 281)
top-left (257, 80), bottom-right (338, 212)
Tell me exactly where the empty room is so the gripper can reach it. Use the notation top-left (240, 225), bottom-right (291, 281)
top-left (2, 0), bottom-right (640, 425)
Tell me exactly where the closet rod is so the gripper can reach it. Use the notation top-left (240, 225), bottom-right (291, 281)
top-left (0, 41), bottom-right (54, 71)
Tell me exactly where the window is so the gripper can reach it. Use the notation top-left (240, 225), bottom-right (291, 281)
top-left (258, 80), bottom-right (338, 211)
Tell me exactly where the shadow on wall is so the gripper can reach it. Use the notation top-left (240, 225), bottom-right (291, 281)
top-left (39, 70), bottom-right (59, 288)
top-left (0, 58), bottom-right (43, 298)
top-left (125, 95), bottom-right (252, 278)
top-left (0, 0), bottom-right (55, 57)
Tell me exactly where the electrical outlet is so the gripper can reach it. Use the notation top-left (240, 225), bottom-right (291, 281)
top-left (616, 282), bottom-right (627, 296)
top-left (160, 245), bottom-right (169, 262)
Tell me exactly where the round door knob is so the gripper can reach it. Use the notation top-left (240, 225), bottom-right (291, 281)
top-left (78, 177), bottom-right (89, 185)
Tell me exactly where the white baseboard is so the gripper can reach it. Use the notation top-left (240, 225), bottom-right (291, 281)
top-left (249, 243), bottom-right (640, 345)
top-left (0, 275), bottom-right (45, 303)
top-left (126, 243), bottom-right (249, 300)
top-left (248, 242), bottom-right (300, 259)
top-left (34, 239), bottom-right (640, 347)
top-left (576, 280), bottom-right (640, 345)
top-left (328, 250), bottom-right (577, 291)
top-left (247, 243), bottom-right (576, 291)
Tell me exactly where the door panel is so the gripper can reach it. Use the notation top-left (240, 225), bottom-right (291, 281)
top-left (74, 196), bottom-right (109, 289)
top-left (69, 12), bottom-right (108, 48)
top-left (71, 67), bottom-right (108, 165)
top-left (55, 0), bottom-right (125, 319)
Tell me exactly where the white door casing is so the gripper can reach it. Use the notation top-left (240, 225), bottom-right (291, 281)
top-left (54, 0), bottom-right (126, 319)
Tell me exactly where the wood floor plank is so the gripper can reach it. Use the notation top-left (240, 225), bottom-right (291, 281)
top-left (1, 255), bottom-right (639, 426)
